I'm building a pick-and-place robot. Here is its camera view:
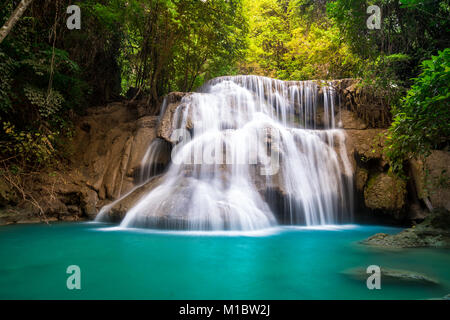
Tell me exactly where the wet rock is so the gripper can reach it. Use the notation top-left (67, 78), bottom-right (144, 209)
top-left (343, 267), bottom-right (439, 286)
top-left (345, 129), bottom-right (387, 166)
top-left (409, 158), bottom-right (428, 201)
top-left (409, 203), bottom-right (428, 220)
top-left (362, 209), bottom-right (450, 248)
top-left (80, 188), bottom-right (99, 219)
top-left (103, 175), bottom-right (165, 222)
top-left (337, 79), bottom-right (391, 128)
top-left (126, 116), bottom-right (158, 177)
top-left (71, 102), bottom-right (160, 201)
top-left (157, 92), bottom-right (192, 144)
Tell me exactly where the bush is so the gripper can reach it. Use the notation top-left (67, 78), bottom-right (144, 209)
top-left (386, 49), bottom-right (450, 173)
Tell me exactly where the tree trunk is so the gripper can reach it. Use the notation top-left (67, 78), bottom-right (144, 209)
top-left (0, 0), bottom-right (34, 44)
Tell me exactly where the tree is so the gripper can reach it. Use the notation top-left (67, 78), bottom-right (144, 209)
top-left (0, 0), bottom-right (34, 44)
top-left (241, 0), bottom-right (359, 80)
top-left (385, 49), bottom-right (450, 174)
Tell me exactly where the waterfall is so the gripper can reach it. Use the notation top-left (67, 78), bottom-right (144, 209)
top-left (100, 75), bottom-right (354, 230)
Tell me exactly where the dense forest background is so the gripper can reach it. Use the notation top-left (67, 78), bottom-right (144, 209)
top-left (0, 0), bottom-right (449, 178)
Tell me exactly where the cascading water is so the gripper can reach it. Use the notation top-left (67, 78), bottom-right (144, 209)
top-left (98, 75), bottom-right (354, 230)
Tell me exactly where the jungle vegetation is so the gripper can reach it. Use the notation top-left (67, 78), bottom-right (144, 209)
top-left (0, 0), bottom-right (449, 176)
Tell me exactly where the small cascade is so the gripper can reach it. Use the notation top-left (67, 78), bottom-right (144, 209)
top-left (138, 139), bottom-right (171, 183)
top-left (98, 75), bottom-right (354, 230)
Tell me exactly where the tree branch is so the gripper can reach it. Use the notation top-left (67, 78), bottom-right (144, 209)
top-left (0, 0), bottom-right (34, 44)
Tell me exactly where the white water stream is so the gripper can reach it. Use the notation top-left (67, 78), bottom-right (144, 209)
top-left (97, 76), bottom-right (353, 230)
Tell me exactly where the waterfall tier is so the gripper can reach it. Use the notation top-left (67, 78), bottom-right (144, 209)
top-left (97, 75), bottom-right (354, 230)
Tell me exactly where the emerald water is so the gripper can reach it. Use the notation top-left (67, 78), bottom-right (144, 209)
top-left (0, 222), bottom-right (449, 300)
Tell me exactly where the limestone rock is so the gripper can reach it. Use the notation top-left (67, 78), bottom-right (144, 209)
top-left (337, 109), bottom-right (368, 130)
top-left (338, 79), bottom-right (391, 128)
top-left (424, 151), bottom-right (450, 211)
top-left (362, 209), bottom-right (450, 248)
top-left (343, 267), bottom-right (439, 286)
top-left (364, 173), bottom-right (406, 213)
top-left (157, 92), bottom-right (192, 144)
top-left (0, 100), bottom-right (161, 225)
top-left (103, 175), bottom-right (165, 222)
top-left (345, 129), bottom-right (387, 166)
top-left (355, 167), bottom-right (369, 192)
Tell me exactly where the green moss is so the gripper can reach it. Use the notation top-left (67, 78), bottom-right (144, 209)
top-left (366, 173), bottom-right (381, 190)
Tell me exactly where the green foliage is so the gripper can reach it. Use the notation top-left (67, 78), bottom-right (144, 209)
top-left (2, 122), bottom-right (58, 166)
top-left (359, 53), bottom-right (412, 109)
top-left (327, 0), bottom-right (450, 83)
top-left (241, 0), bottom-right (360, 80)
top-left (1, 0), bottom-right (247, 169)
top-left (118, 0), bottom-right (247, 104)
top-left (0, 0), bottom-right (90, 169)
top-left (23, 86), bottom-right (65, 119)
top-left (386, 49), bottom-right (450, 173)
top-left (1, 0), bottom-right (449, 177)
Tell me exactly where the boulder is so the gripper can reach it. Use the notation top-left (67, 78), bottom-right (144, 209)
top-left (364, 173), bottom-right (406, 214)
top-left (343, 267), bottom-right (439, 286)
top-left (362, 208), bottom-right (450, 248)
top-left (102, 175), bottom-right (165, 222)
top-left (344, 129), bottom-right (387, 168)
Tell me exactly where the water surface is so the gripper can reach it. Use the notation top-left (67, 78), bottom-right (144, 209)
top-left (0, 223), bottom-right (448, 299)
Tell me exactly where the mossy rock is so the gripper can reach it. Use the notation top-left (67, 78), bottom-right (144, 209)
top-left (362, 209), bottom-right (450, 248)
top-left (364, 172), bottom-right (406, 212)
top-left (343, 267), bottom-right (439, 286)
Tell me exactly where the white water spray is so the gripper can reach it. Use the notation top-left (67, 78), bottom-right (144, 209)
top-left (98, 75), bottom-right (354, 230)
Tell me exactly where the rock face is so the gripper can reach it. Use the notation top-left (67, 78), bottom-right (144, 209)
top-left (157, 92), bottom-right (192, 144)
top-left (100, 175), bottom-right (165, 223)
top-left (337, 109), bottom-right (407, 221)
top-left (332, 80), bottom-right (408, 222)
top-left (333, 79), bottom-right (391, 128)
top-left (361, 209), bottom-right (450, 248)
top-left (364, 173), bottom-right (406, 213)
top-left (0, 100), bottom-right (160, 225)
top-left (71, 102), bottom-right (159, 200)
top-left (409, 151), bottom-right (450, 212)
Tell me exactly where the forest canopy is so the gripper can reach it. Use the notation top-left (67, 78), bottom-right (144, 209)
top-left (0, 0), bottom-right (449, 175)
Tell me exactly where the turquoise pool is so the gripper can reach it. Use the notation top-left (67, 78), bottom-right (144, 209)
top-left (0, 223), bottom-right (448, 299)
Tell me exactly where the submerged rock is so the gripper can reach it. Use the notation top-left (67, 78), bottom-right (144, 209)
top-left (343, 267), bottom-right (440, 286)
top-left (362, 208), bottom-right (450, 248)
